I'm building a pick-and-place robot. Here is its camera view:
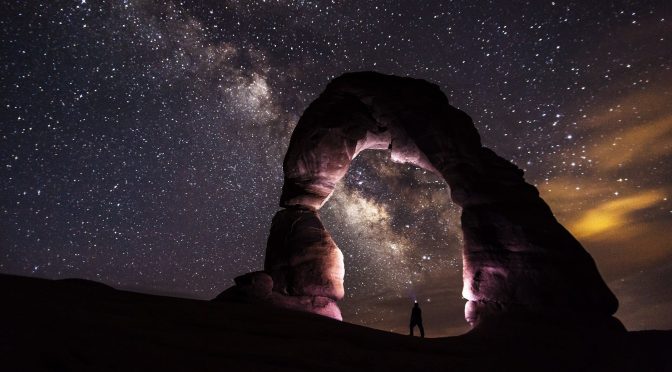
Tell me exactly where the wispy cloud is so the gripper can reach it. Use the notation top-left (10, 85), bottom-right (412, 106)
top-left (587, 114), bottom-right (672, 171)
top-left (568, 189), bottom-right (665, 240)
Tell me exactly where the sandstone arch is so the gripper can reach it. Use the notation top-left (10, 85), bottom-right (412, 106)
top-left (218, 72), bottom-right (619, 328)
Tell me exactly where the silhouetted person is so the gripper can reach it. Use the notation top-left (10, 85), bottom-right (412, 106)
top-left (409, 301), bottom-right (425, 338)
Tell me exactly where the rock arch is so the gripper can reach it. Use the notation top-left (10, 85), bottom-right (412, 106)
top-left (218, 72), bottom-right (619, 327)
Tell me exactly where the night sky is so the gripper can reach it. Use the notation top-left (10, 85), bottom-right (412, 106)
top-left (2, 0), bottom-right (671, 337)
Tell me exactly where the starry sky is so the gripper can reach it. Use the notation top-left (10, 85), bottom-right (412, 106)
top-left (1, 0), bottom-right (671, 337)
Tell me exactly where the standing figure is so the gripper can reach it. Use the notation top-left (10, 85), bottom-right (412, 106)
top-left (409, 301), bottom-right (425, 338)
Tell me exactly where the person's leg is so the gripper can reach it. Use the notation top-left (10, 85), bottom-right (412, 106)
top-left (418, 323), bottom-right (425, 338)
top-left (409, 323), bottom-right (414, 336)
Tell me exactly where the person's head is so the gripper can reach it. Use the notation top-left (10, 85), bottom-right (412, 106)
top-left (414, 302), bottom-right (419, 308)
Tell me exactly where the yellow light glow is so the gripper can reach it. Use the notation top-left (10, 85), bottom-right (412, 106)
top-left (570, 190), bottom-right (664, 239)
top-left (571, 210), bottom-right (623, 238)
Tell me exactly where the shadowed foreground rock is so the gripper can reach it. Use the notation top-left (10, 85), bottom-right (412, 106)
top-left (218, 71), bottom-right (619, 330)
top-left (1, 274), bottom-right (670, 372)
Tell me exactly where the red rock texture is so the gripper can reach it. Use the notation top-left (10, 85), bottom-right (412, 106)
top-left (264, 209), bottom-right (344, 301)
top-left (219, 71), bottom-right (618, 326)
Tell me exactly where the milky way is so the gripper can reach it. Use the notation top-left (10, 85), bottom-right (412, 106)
top-left (1, 0), bottom-right (671, 336)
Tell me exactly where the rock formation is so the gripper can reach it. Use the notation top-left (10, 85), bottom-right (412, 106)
top-left (217, 71), bottom-right (619, 328)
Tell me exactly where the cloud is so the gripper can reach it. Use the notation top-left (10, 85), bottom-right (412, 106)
top-left (539, 73), bottom-right (672, 245)
top-left (567, 189), bottom-right (665, 240)
top-left (587, 114), bottom-right (672, 171)
top-left (571, 76), bottom-right (672, 173)
top-left (536, 72), bottom-right (672, 287)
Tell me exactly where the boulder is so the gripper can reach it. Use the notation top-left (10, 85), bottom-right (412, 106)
top-left (214, 271), bottom-right (272, 302)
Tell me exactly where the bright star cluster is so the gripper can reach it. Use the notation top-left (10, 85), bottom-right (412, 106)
top-left (1, 0), bottom-right (670, 336)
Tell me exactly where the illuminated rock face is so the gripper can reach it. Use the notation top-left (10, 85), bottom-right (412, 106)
top-left (222, 71), bottom-right (618, 326)
top-left (264, 209), bottom-right (344, 301)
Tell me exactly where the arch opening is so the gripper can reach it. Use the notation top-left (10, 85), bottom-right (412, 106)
top-left (318, 150), bottom-right (464, 333)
